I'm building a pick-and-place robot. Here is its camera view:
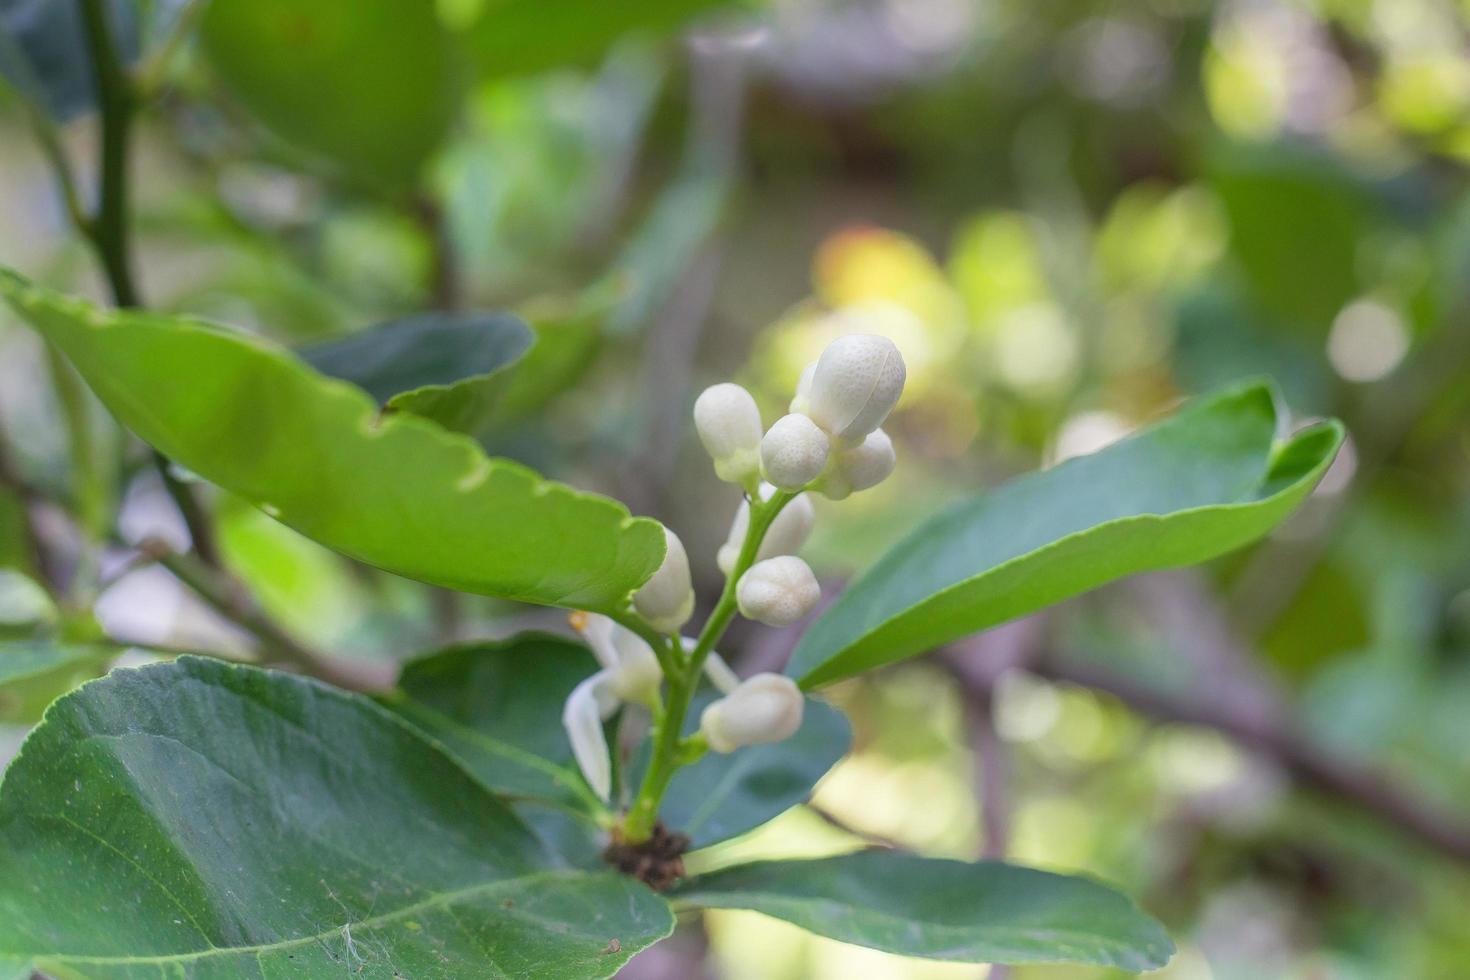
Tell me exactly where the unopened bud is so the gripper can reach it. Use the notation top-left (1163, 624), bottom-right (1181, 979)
top-left (817, 428), bottom-right (896, 500)
top-left (717, 488), bottom-right (815, 575)
top-left (633, 526), bottom-right (694, 633)
top-left (694, 383), bottom-right (763, 487)
top-left (760, 413), bottom-right (830, 490)
top-left (700, 673), bottom-right (804, 753)
top-left (736, 555), bottom-right (821, 627)
top-left (807, 334), bottom-right (906, 443)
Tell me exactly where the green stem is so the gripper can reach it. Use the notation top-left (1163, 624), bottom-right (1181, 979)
top-left (620, 489), bottom-right (795, 844)
top-left (79, 0), bottom-right (141, 308)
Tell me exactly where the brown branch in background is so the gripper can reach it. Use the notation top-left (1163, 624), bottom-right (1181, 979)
top-left (969, 691), bottom-right (1012, 862)
top-left (944, 587), bottom-right (1470, 867)
top-left (1029, 653), bottom-right (1470, 865)
top-left (142, 540), bottom-right (395, 692)
top-left (153, 452), bottom-right (221, 568)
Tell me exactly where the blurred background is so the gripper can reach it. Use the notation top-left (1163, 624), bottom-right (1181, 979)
top-left (3, 0), bottom-right (1470, 977)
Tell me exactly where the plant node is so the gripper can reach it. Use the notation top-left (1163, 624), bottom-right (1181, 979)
top-left (603, 822), bottom-right (690, 891)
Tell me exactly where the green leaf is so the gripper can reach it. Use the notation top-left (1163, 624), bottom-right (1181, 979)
top-left (790, 382), bottom-right (1344, 688)
top-left (300, 311), bottom-right (534, 435)
top-left (651, 694), bottom-right (850, 849)
top-left (461, 0), bottom-right (735, 79)
top-left (390, 635), bottom-right (850, 848)
top-left (200, 0), bottom-right (459, 186)
top-left (0, 267), bottom-right (665, 616)
top-left (0, 640), bottom-right (113, 723)
top-left (386, 633), bottom-right (606, 815)
top-left (673, 851), bottom-right (1173, 971)
top-left (0, 657), bottom-right (673, 978)
top-left (1211, 144), bottom-right (1380, 331)
top-left (494, 297), bottom-right (606, 425)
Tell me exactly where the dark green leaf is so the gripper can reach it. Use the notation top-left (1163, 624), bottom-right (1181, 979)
top-left (790, 382), bottom-right (1344, 688)
top-left (0, 657), bottom-right (673, 978)
top-left (1212, 144), bottom-right (1381, 331)
top-left (654, 694), bottom-right (850, 849)
top-left (0, 640), bottom-right (113, 723)
top-left (200, 0), bottom-right (459, 186)
top-left (300, 312), bottom-right (534, 435)
top-left (494, 297), bottom-right (606, 424)
top-left (386, 633), bottom-right (605, 814)
top-left (673, 850), bottom-right (1173, 971)
top-left (0, 267), bottom-right (665, 616)
top-left (391, 635), bottom-right (850, 848)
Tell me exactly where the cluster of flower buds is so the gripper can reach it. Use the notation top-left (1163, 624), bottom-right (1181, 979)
top-left (562, 612), bottom-right (665, 801)
top-left (700, 333), bottom-right (903, 501)
top-left (699, 332), bottom-right (906, 627)
top-left (562, 331), bottom-right (905, 798)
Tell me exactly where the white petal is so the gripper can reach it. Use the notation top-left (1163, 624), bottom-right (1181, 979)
top-left (572, 612), bottom-right (621, 671)
top-left (702, 651), bottom-right (741, 694)
top-left (563, 671), bottom-right (614, 801)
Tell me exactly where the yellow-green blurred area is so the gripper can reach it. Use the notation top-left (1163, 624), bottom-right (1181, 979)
top-left (4, 0), bottom-right (1470, 977)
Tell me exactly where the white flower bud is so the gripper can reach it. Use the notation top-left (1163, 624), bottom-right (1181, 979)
top-left (694, 383), bottom-right (763, 486)
top-left (736, 555), bottom-right (821, 627)
top-left (789, 362), bottom-right (817, 416)
top-left (818, 428), bottom-right (895, 500)
top-left (633, 526), bottom-right (694, 633)
top-left (700, 673), bottom-right (804, 753)
top-left (807, 334), bottom-right (906, 442)
top-left (760, 413), bottom-right (830, 490)
top-left (717, 488), bottom-right (815, 575)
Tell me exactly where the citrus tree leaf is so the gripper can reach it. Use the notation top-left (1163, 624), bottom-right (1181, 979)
top-left (0, 640), bottom-right (114, 723)
top-left (789, 382), bottom-right (1345, 688)
top-left (494, 297), bottom-right (606, 425)
top-left (653, 693), bottom-right (850, 850)
top-left (385, 633), bottom-right (605, 815)
top-left (300, 311), bottom-right (535, 435)
top-left (390, 635), bottom-right (850, 848)
top-left (200, 0), bottom-right (459, 186)
top-left (461, 0), bottom-right (735, 79)
top-left (0, 657), bottom-right (674, 978)
top-left (0, 267), bottom-right (665, 615)
top-left (673, 850), bottom-right (1173, 971)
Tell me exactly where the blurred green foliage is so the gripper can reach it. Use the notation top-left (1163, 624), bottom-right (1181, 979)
top-left (3, 0), bottom-right (1470, 976)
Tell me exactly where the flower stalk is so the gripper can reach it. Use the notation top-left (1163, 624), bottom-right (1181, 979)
top-left (619, 487), bottom-right (795, 844)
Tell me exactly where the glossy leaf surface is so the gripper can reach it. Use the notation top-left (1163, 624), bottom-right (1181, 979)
top-left (200, 0), bottom-right (458, 185)
top-left (0, 268), bottom-right (665, 615)
top-left (391, 635), bottom-right (849, 847)
top-left (0, 657), bottom-right (673, 978)
top-left (790, 383), bottom-right (1344, 688)
top-left (300, 311), bottom-right (533, 435)
top-left (0, 641), bottom-right (113, 723)
top-left (674, 850), bottom-right (1173, 971)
